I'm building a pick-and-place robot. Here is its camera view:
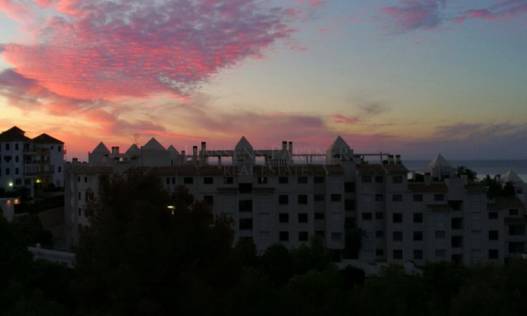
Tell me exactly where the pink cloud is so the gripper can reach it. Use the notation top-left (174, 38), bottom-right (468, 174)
top-left (382, 0), bottom-right (446, 32)
top-left (332, 114), bottom-right (360, 125)
top-left (454, 0), bottom-right (527, 23)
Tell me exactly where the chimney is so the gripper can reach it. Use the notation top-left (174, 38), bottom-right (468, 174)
top-left (282, 141), bottom-right (287, 151)
top-left (192, 146), bottom-right (198, 161)
top-left (201, 141), bottom-right (207, 153)
top-left (181, 150), bottom-right (186, 162)
top-left (288, 141), bottom-right (293, 154)
top-left (111, 146), bottom-right (120, 157)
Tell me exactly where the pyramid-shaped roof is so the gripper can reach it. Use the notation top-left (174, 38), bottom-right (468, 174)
top-left (0, 126), bottom-right (30, 142)
top-left (167, 145), bottom-right (179, 155)
top-left (142, 138), bottom-right (165, 151)
top-left (92, 142), bottom-right (110, 155)
top-left (235, 136), bottom-right (253, 152)
top-left (502, 170), bottom-right (524, 184)
top-left (329, 136), bottom-right (351, 152)
top-left (428, 154), bottom-right (452, 169)
top-left (125, 144), bottom-right (140, 156)
top-left (32, 133), bottom-right (64, 144)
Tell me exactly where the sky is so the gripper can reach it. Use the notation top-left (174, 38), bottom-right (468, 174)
top-left (0, 0), bottom-right (526, 160)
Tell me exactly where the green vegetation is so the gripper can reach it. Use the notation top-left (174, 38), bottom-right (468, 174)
top-left (1, 172), bottom-right (527, 315)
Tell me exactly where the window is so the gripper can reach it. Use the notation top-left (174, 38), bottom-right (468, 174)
top-left (375, 212), bottom-right (384, 220)
top-left (376, 230), bottom-right (384, 238)
top-left (393, 213), bottom-right (403, 223)
top-left (362, 213), bottom-right (372, 221)
top-left (451, 218), bottom-right (463, 230)
top-left (298, 176), bottom-right (308, 184)
top-left (413, 194), bottom-right (423, 202)
top-left (58, 146), bottom-right (62, 152)
top-left (435, 231), bottom-right (446, 239)
top-left (78, 208), bottom-right (81, 216)
top-left (239, 183), bottom-right (252, 193)
top-left (375, 194), bottom-right (384, 202)
top-left (488, 230), bottom-right (499, 241)
top-left (413, 213), bottom-right (423, 223)
top-left (257, 177), bottom-right (268, 184)
top-left (314, 176), bottom-right (325, 184)
top-left (166, 178), bottom-right (171, 185)
top-left (279, 213), bottom-right (289, 223)
top-left (413, 231), bottom-right (423, 241)
top-left (509, 209), bottom-right (519, 216)
top-left (204, 195), bottom-right (214, 206)
top-left (239, 219), bottom-right (253, 230)
top-left (314, 194), bottom-right (325, 202)
top-left (78, 192), bottom-right (82, 200)
top-left (392, 194), bottom-right (403, 202)
top-left (298, 195), bottom-right (308, 205)
top-left (376, 249), bottom-right (384, 257)
top-left (204, 177), bottom-right (214, 184)
top-left (279, 195), bottom-right (289, 205)
top-left (298, 213), bottom-right (308, 223)
top-left (279, 231), bottom-right (289, 241)
top-left (58, 166), bottom-right (62, 173)
top-left (15, 143), bottom-right (19, 151)
top-left (488, 249), bottom-right (499, 259)
top-left (344, 182), bottom-right (355, 193)
top-left (5, 143), bottom-right (10, 150)
top-left (331, 232), bottom-right (343, 241)
top-left (331, 194), bottom-right (342, 202)
top-left (434, 194), bottom-right (445, 201)
top-left (509, 242), bottom-right (525, 254)
top-left (5, 168), bottom-right (10, 175)
top-left (414, 249), bottom-right (423, 260)
top-left (393, 231), bottom-right (403, 241)
top-left (451, 236), bottom-right (463, 248)
top-left (509, 224), bottom-right (526, 236)
top-left (15, 156), bottom-right (19, 162)
top-left (361, 175), bottom-right (372, 183)
top-left (393, 249), bottom-right (403, 260)
top-left (345, 199), bottom-right (355, 211)
top-left (392, 175), bottom-right (403, 184)
top-left (314, 212), bottom-right (325, 220)
top-left (279, 177), bottom-right (288, 184)
top-left (15, 168), bottom-right (19, 175)
top-left (315, 231), bottom-right (325, 238)
top-left (488, 212), bottom-right (498, 220)
top-left (224, 177), bottom-right (234, 184)
top-left (435, 249), bottom-right (446, 258)
top-left (239, 200), bottom-right (253, 212)
top-left (375, 175), bottom-right (384, 183)
top-left (184, 177), bottom-right (193, 184)
top-left (298, 231), bottom-right (309, 242)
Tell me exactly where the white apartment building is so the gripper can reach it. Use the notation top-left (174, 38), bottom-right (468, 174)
top-left (0, 126), bottom-right (65, 198)
top-left (64, 136), bottom-right (527, 266)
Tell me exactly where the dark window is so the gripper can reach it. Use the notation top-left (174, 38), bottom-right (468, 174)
top-left (452, 254), bottom-right (463, 264)
top-left (224, 177), bottom-right (234, 184)
top-left (488, 230), bottom-right (499, 241)
top-left (392, 194), bottom-right (403, 202)
top-left (362, 213), bottom-right (372, 221)
top-left (375, 176), bottom-right (384, 183)
top-left (298, 176), bottom-right (308, 184)
top-left (509, 209), bottom-right (519, 216)
top-left (279, 195), bottom-right (289, 205)
top-left (314, 176), bottom-right (325, 184)
top-left (509, 242), bottom-right (525, 254)
top-left (166, 178), bottom-right (171, 185)
top-left (488, 212), bottom-right (498, 220)
top-left (184, 177), bottom-right (193, 184)
top-left (376, 230), bottom-right (384, 238)
top-left (393, 231), bottom-right (403, 241)
top-left (58, 166), bottom-right (62, 173)
top-left (435, 231), bottom-right (446, 239)
top-left (361, 175), bottom-right (372, 183)
top-left (204, 177), bottom-right (214, 184)
top-left (15, 168), bottom-right (19, 175)
top-left (345, 199), bottom-right (355, 211)
top-left (58, 146), bottom-right (62, 152)
top-left (239, 219), bottom-right (253, 230)
top-left (298, 195), bottom-right (308, 205)
top-left (434, 194), bottom-right (445, 201)
top-left (331, 232), bottom-right (343, 241)
top-left (315, 231), bottom-right (325, 238)
top-left (314, 194), bottom-right (325, 202)
top-left (375, 212), bottom-right (384, 220)
top-left (451, 218), bottom-right (463, 230)
top-left (509, 224), bottom-right (526, 236)
top-left (172, 177), bottom-right (176, 185)
top-left (413, 213), bottom-right (423, 223)
top-left (375, 194), bottom-right (384, 202)
top-left (413, 194), bottom-right (423, 202)
top-left (5, 143), bottom-right (9, 150)
top-left (5, 168), bottom-right (9, 175)
top-left (15, 156), bottom-right (19, 162)
top-left (376, 249), bottom-right (384, 256)
top-left (279, 231), bottom-right (290, 242)
top-left (257, 177), bottom-right (268, 184)
top-left (413, 231), bottom-right (423, 241)
top-left (451, 236), bottom-right (463, 248)
top-left (204, 195), bottom-right (214, 206)
top-left (393, 249), bottom-right (403, 260)
top-left (392, 175), bottom-right (403, 184)
top-left (15, 143), bottom-right (19, 150)
top-left (279, 177), bottom-right (288, 184)
top-left (331, 194), bottom-right (342, 202)
top-left (298, 231), bottom-right (309, 242)
top-left (239, 183), bottom-right (252, 193)
top-left (239, 200), bottom-right (253, 212)
top-left (488, 249), bottom-right (499, 259)
top-left (393, 213), bottom-right (403, 223)
top-left (344, 182), bottom-right (355, 193)
top-left (279, 213), bottom-right (289, 223)
top-left (414, 249), bottom-right (423, 260)
top-left (314, 212), bottom-right (325, 220)
top-left (298, 213), bottom-right (308, 223)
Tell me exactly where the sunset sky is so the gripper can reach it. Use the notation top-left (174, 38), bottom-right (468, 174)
top-left (0, 0), bottom-right (526, 160)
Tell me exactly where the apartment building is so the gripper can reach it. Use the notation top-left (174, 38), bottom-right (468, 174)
top-left (0, 126), bottom-right (65, 198)
top-left (64, 136), bottom-right (527, 266)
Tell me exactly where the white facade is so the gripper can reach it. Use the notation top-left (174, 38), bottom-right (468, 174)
top-left (64, 137), bottom-right (527, 266)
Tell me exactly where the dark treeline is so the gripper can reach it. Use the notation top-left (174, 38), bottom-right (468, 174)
top-left (1, 172), bottom-right (527, 316)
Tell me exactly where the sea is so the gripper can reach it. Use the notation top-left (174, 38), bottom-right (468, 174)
top-left (403, 160), bottom-right (527, 182)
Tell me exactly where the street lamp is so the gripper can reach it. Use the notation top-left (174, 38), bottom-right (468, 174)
top-left (167, 205), bottom-right (175, 215)
top-left (8, 181), bottom-right (14, 188)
